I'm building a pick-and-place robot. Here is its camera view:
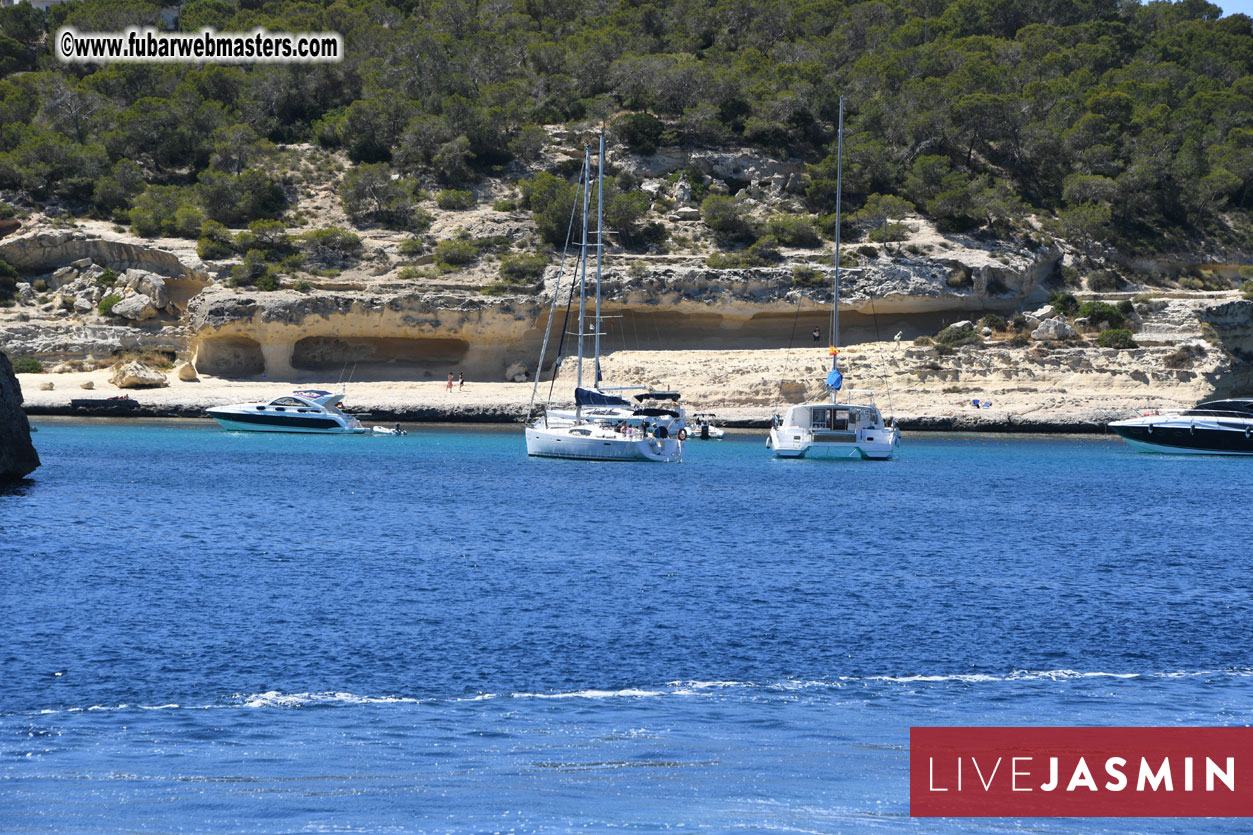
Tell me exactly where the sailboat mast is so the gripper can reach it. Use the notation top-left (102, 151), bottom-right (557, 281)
top-left (830, 96), bottom-right (844, 404)
top-left (576, 146), bottom-right (591, 394)
top-left (594, 134), bottom-right (605, 383)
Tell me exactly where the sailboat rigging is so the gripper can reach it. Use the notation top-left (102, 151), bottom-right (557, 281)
top-left (766, 97), bottom-right (900, 460)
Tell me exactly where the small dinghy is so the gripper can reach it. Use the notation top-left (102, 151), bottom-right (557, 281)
top-left (372, 424), bottom-right (407, 436)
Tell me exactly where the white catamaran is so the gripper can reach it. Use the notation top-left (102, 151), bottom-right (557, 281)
top-left (525, 137), bottom-right (684, 462)
top-left (766, 98), bottom-right (900, 460)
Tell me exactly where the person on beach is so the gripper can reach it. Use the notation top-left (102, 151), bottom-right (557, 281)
top-left (446, 373), bottom-right (453, 392)
top-left (458, 373), bottom-right (464, 391)
top-left (812, 327), bottom-right (820, 342)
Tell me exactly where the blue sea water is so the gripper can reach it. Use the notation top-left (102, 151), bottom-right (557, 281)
top-left (2, 420), bottom-right (1252, 833)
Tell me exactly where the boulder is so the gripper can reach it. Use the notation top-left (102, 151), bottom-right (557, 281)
top-left (0, 218), bottom-right (20, 239)
top-left (137, 274), bottom-right (169, 309)
top-left (176, 361), bottom-right (199, 382)
top-left (39, 381), bottom-right (54, 390)
top-left (673, 177), bottom-right (691, 204)
top-left (504, 361), bottom-right (528, 383)
top-left (1031, 318), bottom-right (1079, 341)
top-left (109, 360), bottom-right (168, 389)
top-left (0, 351), bottom-right (40, 480)
top-left (81, 380), bottom-right (94, 390)
top-left (1029, 304), bottom-right (1055, 319)
top-left (112, 294), bottom-right (157, 320)
top-left (73, 297), bottom-right (93, 313)
top-left (950, 319), bottom-right (975, 331)
top-left (671, 206), bottom-right (701, 221)
top-left (71, 257), bottom-right (94, 270)
top-left (16, 282), bottom-right (33, 305)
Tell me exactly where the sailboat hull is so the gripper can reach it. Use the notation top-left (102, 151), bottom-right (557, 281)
top-left (526, 425), bottom-right (682, 462)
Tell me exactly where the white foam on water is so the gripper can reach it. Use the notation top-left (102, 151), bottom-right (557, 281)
top-left (238, 691), bottom-right (424, 709)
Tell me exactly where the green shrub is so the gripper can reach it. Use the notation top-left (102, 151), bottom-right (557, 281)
top-left (493, 198), bottom-right (517, 212)
top-left (701, 194), bottom-right (755, 243)
top-left (1116, 299), bottom-right (1135, 316)
top-left (1049, 291), bottom-right (1080, 316)
top-left (1008, 333), bottom-right (1031, 348)
top-left (0, 258), bottom-right (17, 302)
top-left (436, 189), bottom-right (474, 210)
top-left (1011, 314), bottom-right (1029, 332)
top-left (1087, 270), bottom-right (1121, 292)
top-left (979, 314), bottom-right (1006, 332)
top-left (1163, 343), bottom-right (1206, 368)
top-left (11, 356), bottom-right (42, 373)
top-left (705, 235), bottom-right (781, 268)
top-left (1097, 328), bottom-right (1137, 349)
top-left (1242, 280), bottom-right (1253, 300)
top-left (765, 214), bottom-right (820, 247)
top-left (434, 237), bottom-right (477, 269)
top-left (399, 238), bottom-right (425, 257)
top-left (519, 172), bottom-right (578, 246)
top-left (935, 322), bottom-right (982, 348)
top-left (254, 271), bottom-right (280, 291)
top-left (857, 244), bottom-right (879, 258)
top-left (498, 252), bottom-right (549, 284)
top-left (292, 279), bottom-right (311, 292)
top-left (792, 265), bottom-right (825, 286)
top-left (1077, 301), bottom-right (1126, 329)
top-left (196, 219), bottom-right (235, 260)
top-left (97, 294), bottom-right (122, 315)
top-left (295, 227), bottom-right (363, 267)
top-left (612, 112), bottom-right (664, 155)
top-left (32, 279), bottom-right (48, 293)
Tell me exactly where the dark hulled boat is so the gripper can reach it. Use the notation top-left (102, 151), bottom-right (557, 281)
top-left (1109, 399), bottom-right (1253, 455)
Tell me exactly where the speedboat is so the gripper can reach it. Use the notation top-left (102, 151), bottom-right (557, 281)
top-left (1109, 399), bottom-right (1253, 455)
top-left (207, 390), bottom-right (366, 434)
top-left (768, 389), bottom-right (898, 459)
top-left (688, 413), bottom-right (725, 440)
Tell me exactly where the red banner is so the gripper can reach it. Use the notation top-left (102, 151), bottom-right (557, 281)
top-left (911, 727), bottom-right (1253, 817)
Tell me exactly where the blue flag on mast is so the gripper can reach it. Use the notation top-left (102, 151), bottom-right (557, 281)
top-left (826, 369), bottom-right (843, 390)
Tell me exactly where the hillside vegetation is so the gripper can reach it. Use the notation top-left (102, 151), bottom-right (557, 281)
top-left (1, 0), bottom-right (1252, 266)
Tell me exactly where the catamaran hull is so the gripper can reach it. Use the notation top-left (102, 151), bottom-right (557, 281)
top-left (526, 427), bottom-right (681, 462)
top-left (767, 429), bottom-right (898, 460)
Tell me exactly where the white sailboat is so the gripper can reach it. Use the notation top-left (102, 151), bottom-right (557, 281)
top-left (525, 136), bottom-right (683, 462)
top-left (767, 98), bottom-right (900, 460)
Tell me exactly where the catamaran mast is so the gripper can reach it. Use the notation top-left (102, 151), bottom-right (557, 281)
top-left (830, 96), bottom-right (844, 406)
top-left (594, 134), bottom-right (604, 385)
top-left (576, 146), bottom-right (591, 404)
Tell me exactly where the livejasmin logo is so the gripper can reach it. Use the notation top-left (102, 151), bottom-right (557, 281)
top-left (910, 728), bottom-right (1253, 817)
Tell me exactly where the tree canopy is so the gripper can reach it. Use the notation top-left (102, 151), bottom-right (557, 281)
top-left (0, 0), bottom-right (1251, 247)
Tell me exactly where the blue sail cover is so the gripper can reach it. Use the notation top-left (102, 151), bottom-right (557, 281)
top-left (826, 369), bottom-right (843, 390)
top-left (575, 387), bottom-right (632, 407)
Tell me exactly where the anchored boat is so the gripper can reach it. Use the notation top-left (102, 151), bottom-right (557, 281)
top-left (766, 97), bottom-right (899, 461)
top-left (207, 390), bottom-right (366, 434)
top-left (1109, 399), bottom-right (1253, 455)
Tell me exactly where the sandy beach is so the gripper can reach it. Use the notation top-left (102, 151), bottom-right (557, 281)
top-left (18, 340), bottom-right (1213, 431)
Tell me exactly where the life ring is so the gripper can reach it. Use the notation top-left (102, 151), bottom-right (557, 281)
top-left (677, 428), bottom-right (687, 441)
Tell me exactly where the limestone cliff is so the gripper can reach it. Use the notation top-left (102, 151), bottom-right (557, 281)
top-left (0, 351), bottom-right (39, 480)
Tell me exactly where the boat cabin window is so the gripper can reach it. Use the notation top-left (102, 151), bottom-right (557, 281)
top-left (809, 407), bottom-right (851, 431)
top-left (270, 397), bottom-right (306, 407)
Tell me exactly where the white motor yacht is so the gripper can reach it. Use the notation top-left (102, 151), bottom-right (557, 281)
top-left (207, 390), bottom-right (366, 434)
